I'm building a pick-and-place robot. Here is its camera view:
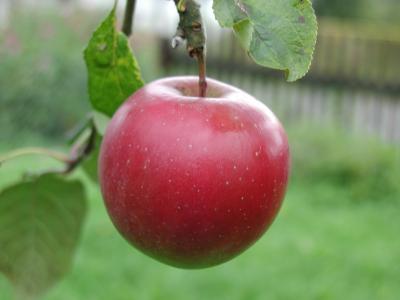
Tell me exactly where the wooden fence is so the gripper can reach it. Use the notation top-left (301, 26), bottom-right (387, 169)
top-left (160, 19), bottom-right (400, 145)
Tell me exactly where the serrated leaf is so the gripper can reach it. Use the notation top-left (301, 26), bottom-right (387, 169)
top-left (0, 175), bottom-right (87, 298)
top-left (212, 0), bottom-right (248, 26)
top-left (213, 0), bottom-right (318, 81)
top-left (84, 6), bottom-right (144, 117)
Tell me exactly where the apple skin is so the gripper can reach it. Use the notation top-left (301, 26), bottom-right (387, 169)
top-left (99, 76), bottom-right (290, 268)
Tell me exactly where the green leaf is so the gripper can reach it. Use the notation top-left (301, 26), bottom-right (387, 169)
top-left (84, 5), bottom-right (144, 117)
top-left (213, 0), bottom-right (318, 81)
top-left (213, 0), bottom-right (248, 27)
top-left (92, 110), bottom-right (110, 136)
top-left (0, 175), bottom-right (87, 298)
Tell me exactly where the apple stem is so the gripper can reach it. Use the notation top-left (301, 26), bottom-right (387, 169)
top-left (195, 48), bottom-right (207, 97)
top-left (173, 0), bottom-right (208, 97)
top-left (122, 0), bottom-right (137, 37)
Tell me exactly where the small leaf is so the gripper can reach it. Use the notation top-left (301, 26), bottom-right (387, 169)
top-left (84, 5), bottom-right (144, 117)
top-left (92, 110), bottom-right (110, 136)
top-left (213, 0), bottom-right (318, 81)
top-left (0, 175), bottom-right (87, 298)
top-left (233, 19), bottom-right (253, 50)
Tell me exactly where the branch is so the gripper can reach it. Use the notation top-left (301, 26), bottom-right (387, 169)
top-left (173, 0), bottom-right (207, 97)
top-left (0, 148), bottom-right (70, 166)
top-left (62, 124), bottom-right (98, 174)
top-left (0, 124), bottom-right (98, 177)
top-left (122, 0), bottom-right (137, 37)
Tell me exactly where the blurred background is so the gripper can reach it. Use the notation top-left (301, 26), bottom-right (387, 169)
top-left (0, 0), bottom-right (399, 299)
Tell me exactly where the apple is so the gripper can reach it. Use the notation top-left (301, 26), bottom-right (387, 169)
top-left (99, 76), bottom-right (290, 268)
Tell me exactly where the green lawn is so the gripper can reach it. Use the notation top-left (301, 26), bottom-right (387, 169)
top-left (0, 156), bottom-right (399, 300)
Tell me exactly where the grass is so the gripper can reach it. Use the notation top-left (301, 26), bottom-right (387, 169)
top-left (0, 155), bottom-right (399, 300)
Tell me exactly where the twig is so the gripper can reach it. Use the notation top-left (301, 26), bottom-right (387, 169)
top-left (0, 148), bottom-right (70, 167)
top-left (0, 123), bottom-right (98, 178)
top-left (122, 0), bottom-right (137, 37)
top-left (61, 124), bottom-right (98, 174)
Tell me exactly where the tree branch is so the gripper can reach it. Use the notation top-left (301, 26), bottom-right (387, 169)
top-left (0, 124), bottom-right (98, 177)
top-left (0, 148), bottom-right (70, 167)
top-left (62, 124), bottom-right (98, 174)
top-left (122, 0), bottom-right (137, 37)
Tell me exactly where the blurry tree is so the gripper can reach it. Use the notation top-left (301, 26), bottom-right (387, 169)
top-left (312, 0), bottom-right (366, 19)
top-left (313, 0), bottom-right (400, 24)
top-left (367, 0), bottom-right (400, 24)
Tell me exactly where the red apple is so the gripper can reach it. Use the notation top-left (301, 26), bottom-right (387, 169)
top-left (99, 77), bottom-right (290, 268)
